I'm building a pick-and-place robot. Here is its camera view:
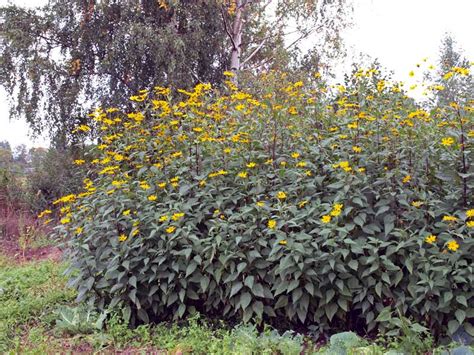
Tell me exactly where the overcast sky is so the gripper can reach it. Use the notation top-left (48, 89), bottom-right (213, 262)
top-left (1, 0), bottom-right (473, 148)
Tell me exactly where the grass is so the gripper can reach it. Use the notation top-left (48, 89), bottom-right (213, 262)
top-left (0, 256), bottom-right (75, 352)
top-left (0, 255), bottom-right (472, 354)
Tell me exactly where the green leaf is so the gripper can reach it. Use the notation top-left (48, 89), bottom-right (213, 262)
top-left (129, 275), bottom-right (137, 289)
top-left (200, 276), bottom-right (210, 292)
top-left (325, 302), bottom-right (338, 322)
top-left (348, 260), bottom-right (358, 271)
top-left (177, 303), bottom-right (186, 318)
top-left (448, 320), bottom-right (460, 335)
top-left (251, 283), bottom-right (265, 298)
top-left (456, 295), bottom-right (468, 307)
top-left (240, 292), bottom-right (252, 310)
top-left (326, 289), bottom-right (335, 303)
top-left (465, 323), bottom-right (474, 337)
top-left (455, 309), bottom-right (466, 324)
top-left (230, 282), bottom-right (243, 298)
top-left (244, 275), bottom-right (254, 289)
top-left (185, 261), bottom-right (198, 278)
top-left (137, 309), bottom-right (149, 323)
top-left (375, 307), bottom-right (392, 322)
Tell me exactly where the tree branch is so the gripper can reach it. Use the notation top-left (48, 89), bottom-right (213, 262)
top-left (247, 24), bottom-right (323, 72)
top-left (241, 37), bottom-right (267, 67)
top-left (220, 5), bottom-right (238, 51)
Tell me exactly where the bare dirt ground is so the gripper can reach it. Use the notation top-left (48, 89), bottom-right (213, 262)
top-left (1, 233), bottom-right (63, 262)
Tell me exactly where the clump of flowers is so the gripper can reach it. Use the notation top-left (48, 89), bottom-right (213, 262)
top-left (48, 64), bottom-right (473, 338)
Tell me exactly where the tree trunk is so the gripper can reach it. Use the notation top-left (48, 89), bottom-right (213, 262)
top-left (229, 0), bottom-right (244, 80)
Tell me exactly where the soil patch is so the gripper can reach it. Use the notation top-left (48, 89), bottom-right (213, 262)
top-left (1, 234), bottom-right (63, 262)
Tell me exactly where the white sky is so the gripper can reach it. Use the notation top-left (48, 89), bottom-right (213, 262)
top-left (0, 0), bottom-right (473, 148)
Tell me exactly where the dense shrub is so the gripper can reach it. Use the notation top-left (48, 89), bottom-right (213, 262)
top-left (52, 67), bottom-right (473, 338)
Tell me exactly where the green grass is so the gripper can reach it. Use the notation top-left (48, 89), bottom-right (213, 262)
top-left (0, 257), bottom-right (75, 352)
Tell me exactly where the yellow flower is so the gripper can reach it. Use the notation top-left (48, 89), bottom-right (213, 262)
top-left (443, 215), bottom-right (458, 222)
top-left (158, 182), bottom-right (167, 189)
top-left (148, 195), bottom-right (157, 201)
top-left (276, 191), bottom-right (287, 200)
top-left (140, 181), bottom-right (151, 190)
top-left (466, 221), bottom-right (474, 228)
top-left (298, 200), bottom-right (308, 208)
top-left (291, 152), bottom-right (300, 159)
top-left (352, 146), bottom-right (362, 153)
top-left (246, 162), bottom-right (257, 168)
top-left (256, 201), bottom-right (265, 207)
top-left (119, 234), bottom-right (127, 242)
top-left (443, 72), bottom-right (454, 80)
top-left (114, 154), bottom-right (125, 161)
top-left (321, 215), bottom-right (331, 224)
top-left (446, 240), bottom-right (459, 252)
top-left (279, 240), bottom-right (287, 245)
top-left (409, 70), bottom-right (415, 77)
top-left (53, 194), bottom-right (76, 205)
top-left (60, 217), bottom-right (71, 224)
top-left (466, 209), bottom-right (474, 218)
top-left (75, 227), bottom-right (83, 235)
top-left (159, 215), bottom-right (169, 222)
top-left (402, 175), bottom-right (411, 184)
top-left (132, 228), bottom-right (139, 236)
top-left (267, 219), bottom-right (277, 229)
top-left (224, 148), bottom-right (231, 154)
top-left (238, 171), bottom-right (248, 179)
top-left (287, 106), bottom-right (298, 115)
top-left (74, 159), bottom-right (86, 165)
top-left (37, 209), bottom-right (52, 218)
top-left (441, 137), bottom-right (455, 146)
top-left (330, 203), bottom-right (343, 217)
top-left (305, 170), bottom-right (312, 176)
top-left (425, 234), bottom-right (436, 244)
top-left (411, 201), bottom-right (423, 207)
top-left (123, 210), bottom-right (131, 216)
top-left (77, 124), bottom-right (91, 132)
top-left (112, 180), bottom-right (125, 187)
top-left (166, 226), bottom-right (176, 234)
top-left (172, 212), bottom-right (184, 221)
top-left (296, 161), bottom-right (307, 168)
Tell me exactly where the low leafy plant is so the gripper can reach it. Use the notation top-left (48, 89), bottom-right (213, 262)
top-left (54, 304), bottom-right (107, 335)
top-left (377, 307), bottom-right (434, 354)
top-left (325, 331), bottom-right (365, 355)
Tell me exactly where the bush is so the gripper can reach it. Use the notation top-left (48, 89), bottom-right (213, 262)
top-left (53, 66), bottom-right (473, 339)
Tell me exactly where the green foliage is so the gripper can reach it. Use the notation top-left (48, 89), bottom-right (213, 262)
top-left (27, 147), bottom-right (86, 212)
top-left (54, 304), bottom-right (106, 335)
top-left (376, 308), bottom-right (434, 354)
top-left (103, 313), bottom-right (305, 354)
top-left (54, 65), bottom-right (474, 339)
top-left (327, 332), bottom-right (365, 355)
